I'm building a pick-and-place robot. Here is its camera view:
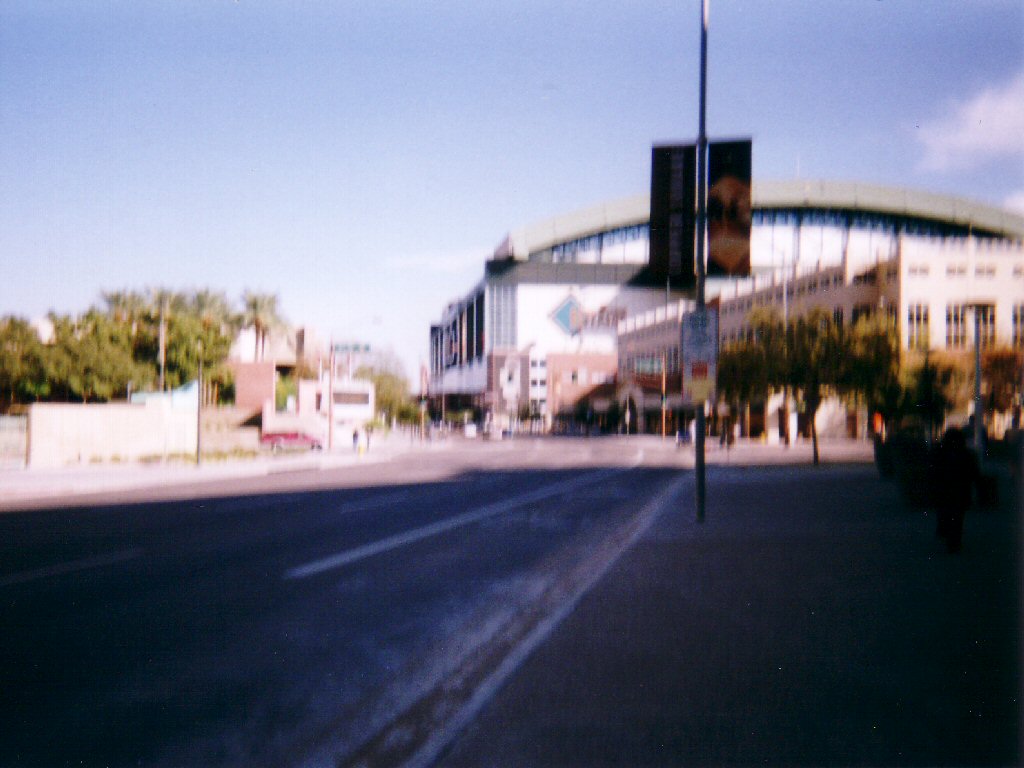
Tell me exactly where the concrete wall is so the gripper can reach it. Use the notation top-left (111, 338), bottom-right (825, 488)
top-left (27, 402), bottom-right (198, 468)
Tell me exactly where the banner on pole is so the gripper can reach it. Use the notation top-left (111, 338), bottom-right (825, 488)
top-left (707, 139), bottom-right (752, 277)
top-left (682, 307), bottom-right (719, 405)
top-left (649, 144), bottom-right (696, 288)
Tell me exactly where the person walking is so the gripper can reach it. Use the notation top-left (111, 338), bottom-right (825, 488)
top-left (931, 428), bottom-right (980, 553)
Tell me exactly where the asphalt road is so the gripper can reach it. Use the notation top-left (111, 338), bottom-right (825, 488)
top-left (2, 438), bottom-right (1018, 767)
top-left (1, 438), bottom-right (687, 767)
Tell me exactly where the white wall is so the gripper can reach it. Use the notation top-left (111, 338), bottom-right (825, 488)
top-left (28, 402), bottom-right (198, 468)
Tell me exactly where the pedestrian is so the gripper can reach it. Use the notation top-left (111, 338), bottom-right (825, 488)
top-left (352, 429), bottom-right (359, 453)
top-left (931, 428), bottom-right (980, 553)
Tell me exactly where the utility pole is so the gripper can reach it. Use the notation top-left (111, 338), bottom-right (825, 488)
top-left (694, 0), bottom-right (709, 522)
top-left (196, 340), bottom-right (203, 466)
top-left (972, 304), bottom-right (984, 459)
top-left (328, 343), bottom-right (335, 451)
top-left (158, 297), bottom-right (167, 392)
top-left (661, 350), bottom-right (668, 438)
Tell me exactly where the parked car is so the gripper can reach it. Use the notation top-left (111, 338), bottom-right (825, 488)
top-left (261, 432), bottom-right (323, 453)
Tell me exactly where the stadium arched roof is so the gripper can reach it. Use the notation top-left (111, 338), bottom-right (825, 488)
top-left (496, 180), bottom-right (1024, 261)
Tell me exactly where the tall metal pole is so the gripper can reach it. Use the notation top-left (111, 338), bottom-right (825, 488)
top-left (694, 0), bottom-right (709, 522)
top-left (973, 305), bottom-right (984, 458)
top-left (196, 342), bottom-right (203, 466)
top-left (661, 351), bottom-right (668, 439)
top-left (328, 343), bottom-right (335, 451)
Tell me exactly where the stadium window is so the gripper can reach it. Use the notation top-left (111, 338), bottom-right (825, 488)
top-left (977, 304), bottom-right (996, 349)
top-left (946, 304), bottom-right (967, 349)
top-left (907, 304), bottom-right (929, 351)
top-left (852, 304), bottom-right (873, 324)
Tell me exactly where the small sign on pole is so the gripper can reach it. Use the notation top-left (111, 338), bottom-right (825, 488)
top-left (682, 307), bottom-right (719, 406)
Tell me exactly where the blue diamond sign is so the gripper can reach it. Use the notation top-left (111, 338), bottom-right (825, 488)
top-left (550, 295), bottom-right (583, 335)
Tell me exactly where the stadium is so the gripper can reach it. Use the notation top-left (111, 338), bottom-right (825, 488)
top-left (428, 179), bottom-right (1024, 437)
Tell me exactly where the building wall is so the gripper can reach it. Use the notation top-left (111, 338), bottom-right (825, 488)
top-left (27, 402), bottom-right (198, 468)
top-left (231, 361), bottom-right (276, 412)
top-left (546, 352), bottom-right (618, 417)
top-left (898, 237), bottom-right (1024, 352)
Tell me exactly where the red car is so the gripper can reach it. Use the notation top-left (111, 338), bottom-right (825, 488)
top-left (261, 432), bottom-right (323, 453)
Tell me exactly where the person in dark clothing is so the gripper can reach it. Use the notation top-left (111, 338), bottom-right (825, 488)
top-left (932, 428), bottom-right (980, 553)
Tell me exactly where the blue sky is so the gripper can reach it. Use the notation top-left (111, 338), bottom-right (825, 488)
top-left (2, 1), bottom-right (1022, 378)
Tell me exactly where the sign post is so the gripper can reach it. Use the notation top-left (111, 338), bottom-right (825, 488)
top-left (694, 0), bottom-right (709, 522)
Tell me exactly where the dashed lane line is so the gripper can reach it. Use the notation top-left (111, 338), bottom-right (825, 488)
top-left (0, 547), bottom-right (145, 588)
top-left (283, 453), bottom-right (643, 581)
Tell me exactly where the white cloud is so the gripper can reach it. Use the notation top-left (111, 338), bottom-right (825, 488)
top-left (1005, 190), bottom-right (1024, 215)
top-left (917, 71), bottom-right (1024, 172)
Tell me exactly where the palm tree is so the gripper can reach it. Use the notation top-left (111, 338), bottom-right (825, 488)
top-left (241, 291), bottom-right (283, 361)
top-left (147, 288), bottom-right (186, 391)
top-left (101, 290), bottom-right (148, 336)
top-left (191, 290), bottom-right (238, 335)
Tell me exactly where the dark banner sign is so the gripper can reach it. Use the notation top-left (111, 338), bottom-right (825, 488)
top-left (707, 139), bottom-right (752, 277)
top-left (649, 144), bottom-right (696, 288)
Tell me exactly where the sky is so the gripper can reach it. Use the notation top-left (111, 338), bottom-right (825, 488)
top-left (1, 1), bottom-right (1022, 379)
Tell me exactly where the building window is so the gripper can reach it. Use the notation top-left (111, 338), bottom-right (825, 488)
top-left (977, 304), bottom-right (996, 349)
top-left (907, 304), bottom-right (929, 351)
top-left (946, 264), bottom-right (967, 277)
top-left (489, 285), bottom-right (517, 349)
top-left (1014, 305), bottom-right (1024, 349)
top-left (833, 308), bottom-right (844, 327)
top-left (852, 304), bottom-right (873, 325)
top-left (974, 264), bottom-right (996, 278)
top-left (946, 304), bottom-right (967, 349)
top-left (909, 264), bottom-right (929, 277)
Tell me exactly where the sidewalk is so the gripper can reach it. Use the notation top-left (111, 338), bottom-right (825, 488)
top-left (0, 430), bottom-right (445, 509)
top-left (442, 463), bottom-right (1021, 766)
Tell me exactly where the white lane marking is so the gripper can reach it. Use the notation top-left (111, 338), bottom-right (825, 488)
top-left (401, 471), bottom-right (686, 768)
top-left (283, 458), bottom-right (642, 582)
top-left (0, 547), bottom-right (144, 588)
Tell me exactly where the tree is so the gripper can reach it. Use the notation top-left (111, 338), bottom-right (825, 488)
top-left (982, 348), bottom-right (1023, 418)
top-left (785, 308), bottom-right (846, 465)
top-left (354, 364), bottom-right (411, 425)
top-left (49, 311), bottom-right (151, 403)
top-left (162, 312), bottom-right (233, 391)
top-left (191, 290), bottom-right (239, 337)
top-left (241, 291), bottom-right (283, 361)
top-left (847, 314), bottom-right (902, 432)
top-left (0, 317), bottom-right (49, 409)
top-left (904, 353), bottom-right (955, 441)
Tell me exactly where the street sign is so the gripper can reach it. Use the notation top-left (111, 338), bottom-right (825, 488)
top-left (682, 307), bottom-right (718, 405)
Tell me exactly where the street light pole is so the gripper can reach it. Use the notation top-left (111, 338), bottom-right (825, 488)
top-left (694, 0), bottom-right (709, 522)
